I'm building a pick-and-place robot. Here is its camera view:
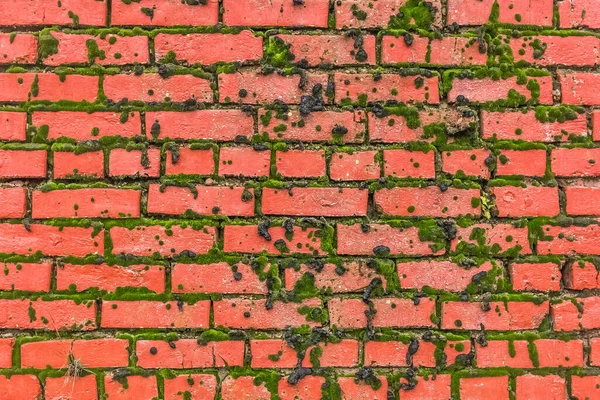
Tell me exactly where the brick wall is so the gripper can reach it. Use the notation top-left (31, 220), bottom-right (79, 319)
top-left (0, 0), bottom-right (599, 398)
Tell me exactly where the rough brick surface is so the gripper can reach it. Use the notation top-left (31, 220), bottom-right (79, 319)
top-left (0, 0), bottom-right (598, 397)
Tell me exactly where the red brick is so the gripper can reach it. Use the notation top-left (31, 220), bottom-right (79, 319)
top-left (0, 73), bottom-right (98, 102)
top-left (0, 262), bottom-right (52, 292)
top-left (363, 340), bottom-right (436, 367)
top-left (221, 376), bottom-right (271, 400)
top-left (155, 31), bottom-right (262, 65)
top-left (104, 375), bottom-right (158, 400)
top-left (564, 261), bottom-right (600, 290)
top-left (219, 71), bottom-right (328, 104)
top-left (250, 339), bottom-right (298, 368)
top-left (516, 375), bottom-right (565, 400)
top-left (0, 338), bottom-right (14, 368)
top-left (335, 73), bottom-right (440, 104)
top-left (476, 340), bottom-right (534, 368)
top-left (102, 300), bottom-right (209, 329)
top-left (0, 224), bottom-right (102, 257)
top-left (552, 148), bottom-right (600, 177)
top-left (223, 225), bottom-right (325, 255)
top-left (56, 263), bottom-right (164, 293)
top-left (328, 297), bottom-right (436, 329)
top-left (32, 111), bottom-right (141, 141)
top-left (452, 223), bottom-right (532, 255)
top-left (400, 375), bottom-right (451, 400)
top-left (164, 147), bottom-right (214, 176)
top-left (279, 376), bottom-right (325, 400)
top-left (277, 34), bottom-right (376, 66)
top-left (510, 262), bottom-right (561, 292)
top-left (383, 149), bottom-right (436, 178)
top-left (511, 36), bottom-right (599, 66)
top-left (448, 0), bottom-right (553, 26)
top-left (0, 375), bottom-right (41, 400)
top-left (284, 261), bottom-right (387, 293)
top-left (491, 186), bottom-right (559, 217)
top-left (536, 339), bottom-right (584, 367)
top-left (571, 376), bottom-right (600, 400)
top-left (338, 376), bottom-right (388, 400)
top-left (214, 298), bottom-right (323, 329)
top-left (381, 35), bottom-right (429, 64)
top-left (0, 112), bottom-right (27, 141)
top-left (0, 150), bottom-right (47, 178)
top-left (147, 185), bottom-right (253, 217)
top-left (146, 110), bottom-right (253, 141)
top-left (259, 109), bottom-right (366, 143)
top-left (172, 262), bottom-right (267, 294)
top-left (482, 110), bottom-right (588, 142)
top-left (164, 374), bottom-right (217, 400)
top-left (552, 296), bottom-right (600, 331)
top-left (537, 224), bottom-right (600, 255)
top-left (0, 0), bottom-right (107, 26)
top-left (497, 149), bottom-right (547, 177)
top-left (276, 149), bottom-right (326, 178)
top-left (460, 376), bottom-right (509, 400)
top-left (335, 0), bottom-right (443, 29)
top-left (0, 299), bottom-right (96, 330)
top-left (566, 187), bottom-right (600, 215)
top-left (109, 148), bottom-right (160, 178)
top-left (45, 375), bottom-right (97, 400)
top-left (337, 223), bottom-right (445, 256)
top-left (262, 187), bottom-right (368, 217)
top-left (21, 339), bottom-right (129, 369)
top-left (448, 75), bottom-right (553, 104)
top-left (591, 338), bottom-right (600, 366)
top-left (219, 146), bottom-right (270, 177)
top-left (223, 0), bottom-right (329, 27)
top-left (369, 108), bottom-right (475, 143)
top-left (442, 149), bottom-right (492, 178)
top-left (442, 301), bottom-right (549, 330)
top-left (104, 74), bottom-right (212, 103)
top-left (560, 71), bottom-right (600, 105)
top-left (111, 0), bottom-right (219, 26)
top-left (42, 32), bottom-right (149, 66)
top-left (32, 188), bottom-right (140, 219)
top-left (53, 151), bottom-right (104, 179)
top-left (0, 33), bottom-right (37, 64)
top-left (303, 340), bottom-right (359, 368)
top-left (330, 150), bottom-right (379, 181)
top-left (559, 0), bottom-right (600, 28)
top-left (382, 35), bottom-right (487, 66)
top-left (110, 224), bottom-right (216, 257)
top-left (375, 187), bottom-right (480, 217)
top-left (397, 260), bottom-right (494, 292)
top-left (136, 339), bottom-right (244, 368)
top-left (0, 187), bottom-right (27, 218)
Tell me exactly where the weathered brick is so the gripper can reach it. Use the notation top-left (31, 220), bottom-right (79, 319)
top-left (262, 187), bottom-right (368, 216)
top-left (104, 74), bottom-right (213, 103)
top-left (154, 31), bottom-right (263, 65)
top-left (41, 32), bottom-right (149, 66)
top-left (0, 33), bottom-right (37, 64)
top-left (111, 0), bottom-right (219, 26)
top-left (335, 73), bottom-right (440, 104)
top-left (375, 187), bottom-right (480, 217)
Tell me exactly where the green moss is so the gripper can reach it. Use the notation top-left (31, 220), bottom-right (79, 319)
top-left (388, 0), bottom-right (436, 30)
top-left (38, 29), bottom-right (59, 60)
top-left (264, 36), bottom-right (295, 69)
top-left (86, 39), bottom-right (106, 63)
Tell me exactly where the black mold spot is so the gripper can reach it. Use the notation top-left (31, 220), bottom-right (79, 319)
top-left (373, 245), bottom-right (390, 256)
top-left (258, 217), bottom-right (272, 241)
